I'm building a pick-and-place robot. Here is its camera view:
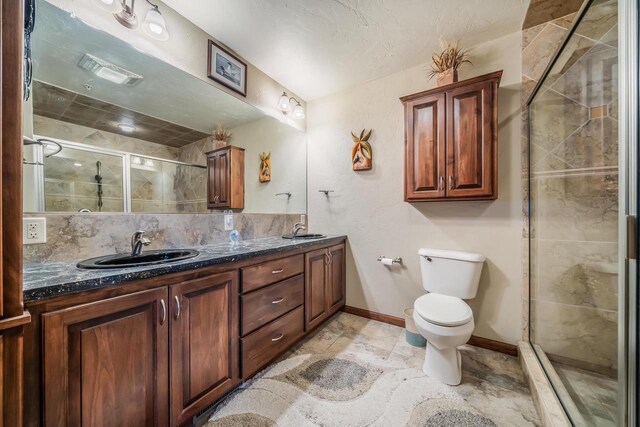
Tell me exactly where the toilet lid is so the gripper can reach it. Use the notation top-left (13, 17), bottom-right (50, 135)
top-left (414, 293), bottom-right (473, 327)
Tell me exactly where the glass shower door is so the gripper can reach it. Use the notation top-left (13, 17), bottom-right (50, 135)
top-left (528, 0), bottom-right (621, 425)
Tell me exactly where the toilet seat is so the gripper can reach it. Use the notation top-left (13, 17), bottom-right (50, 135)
top-left (414, 293), bottom-right (472, 327)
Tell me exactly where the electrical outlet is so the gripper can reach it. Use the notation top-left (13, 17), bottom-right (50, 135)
top-left (300, 214), bottom-right (306, 225)
top-left (23, 217), bottom-right (47, 244)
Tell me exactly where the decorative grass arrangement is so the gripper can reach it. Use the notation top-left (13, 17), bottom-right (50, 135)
top-left (427, 41), bottom-right (471, 85)
top-left (213, 125), bottom-right (232, 142)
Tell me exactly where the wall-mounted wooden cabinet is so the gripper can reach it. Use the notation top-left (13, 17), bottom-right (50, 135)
top-left (206, 146), bottom-right (245, 209)
top-left (401, 71), bottom-right (502, 202)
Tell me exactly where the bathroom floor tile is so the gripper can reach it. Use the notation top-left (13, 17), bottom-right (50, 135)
top-left (207, 313), bottom-right (541, 426)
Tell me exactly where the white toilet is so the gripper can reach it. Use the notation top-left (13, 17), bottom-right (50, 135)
top-left (412, 248), bottom-right (485, 385)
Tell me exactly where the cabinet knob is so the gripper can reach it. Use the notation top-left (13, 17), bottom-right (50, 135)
top-left (271, 268), bottom-right (284, 274)
top-left (439, 175), bottom-right (444, 191)
top-left (271, 333), bottom-right (284, 342)
top-left (449, 176), bottom-right (455, 189)
top-left (272, 297), bottom-right (284, 304)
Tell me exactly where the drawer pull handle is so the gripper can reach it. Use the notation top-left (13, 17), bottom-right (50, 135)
top-left (271, 297), bottom-right (284, 304)
top-left (271, 333), bottom-right (284, 342)
top-left (271, 268), bottom-right (284, 274)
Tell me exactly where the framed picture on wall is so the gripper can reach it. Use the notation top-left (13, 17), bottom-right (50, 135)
top-left (207, 40), bottom-right (247, 97)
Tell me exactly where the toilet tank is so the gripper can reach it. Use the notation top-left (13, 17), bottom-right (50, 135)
top-left (418, 248), bottom-right (485, 299)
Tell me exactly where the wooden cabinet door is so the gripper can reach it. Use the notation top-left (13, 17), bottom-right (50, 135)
top-left (327, 244), bottom-right (346, 315)
top-left (404, 93), bottom-right (446, 200)
top-left (305, 248), bottom-right (329, 330)
top-left (169, 271), bottom-right (239, 426)
top-left (207, 150), bottom-right (230, 209)
top-left (42, 288), bottom-right (169, 427)
top-left (445, 79), bottom-right (497, 199)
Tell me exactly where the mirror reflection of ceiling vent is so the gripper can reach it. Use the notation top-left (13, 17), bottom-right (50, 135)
top-left (77, 53), bottom-right (143, 86)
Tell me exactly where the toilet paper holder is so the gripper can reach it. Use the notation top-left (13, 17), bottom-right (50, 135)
top-left (377, 256), bottom-right (402, 265)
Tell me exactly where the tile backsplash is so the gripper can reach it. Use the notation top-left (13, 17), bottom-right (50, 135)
top-left (23, 212), bottom-right (304, 264)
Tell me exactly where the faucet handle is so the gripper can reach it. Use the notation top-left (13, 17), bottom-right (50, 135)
top-left (141, 237), bottom-right (151, 246)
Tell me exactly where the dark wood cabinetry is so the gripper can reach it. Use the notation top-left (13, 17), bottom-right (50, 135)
top-left (305, 243), bottom-right (346, 330)
top-left (401, 71), bottom-right (502, 202)
top-left (42, 288), bottom-right (169, 427)
top-left (206, 146), bottom-right (245, 209)
top-left (169, 271), bottom-right (239, 426)
top-left (29, 238), bottom-right (346, 427)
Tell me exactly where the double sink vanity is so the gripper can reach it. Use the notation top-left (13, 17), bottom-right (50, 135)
top-left (23, 233), bottom-right (346, 427)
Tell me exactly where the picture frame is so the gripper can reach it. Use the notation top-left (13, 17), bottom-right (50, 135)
top-left (207, 39), bottom-right (247, 97)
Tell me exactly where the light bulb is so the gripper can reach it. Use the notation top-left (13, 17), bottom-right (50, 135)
top-left (92, 0), bottom-right (119, 12)
top-left (142, 7), bottom-right (169, 41)
top-left (293, 102), bottom-right (305, 119)
top-left (279, 92), bottom-right (291, 112)
top-left (118, 123), bottom-right (136, 133)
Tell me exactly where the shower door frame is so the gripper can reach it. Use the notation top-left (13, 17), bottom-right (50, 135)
top-left (620, 0), bottom-right (638, 425)
top-left (526, 0), bottom-right (638, 424)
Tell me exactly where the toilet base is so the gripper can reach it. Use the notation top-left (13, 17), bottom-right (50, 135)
top-left (423, 342), bottom-right (462, 385)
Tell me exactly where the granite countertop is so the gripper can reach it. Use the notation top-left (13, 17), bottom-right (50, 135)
top-left (23, 235), bottom-right (346, 303)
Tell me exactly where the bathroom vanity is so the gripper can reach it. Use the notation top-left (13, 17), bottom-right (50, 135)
top-left (22, 236), bottom-right (346, 427)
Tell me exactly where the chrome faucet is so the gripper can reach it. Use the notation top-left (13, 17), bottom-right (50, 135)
top-left (292, 222), bottom-right (306, 236)
top-left (131, 230), bottom-right (151, 256)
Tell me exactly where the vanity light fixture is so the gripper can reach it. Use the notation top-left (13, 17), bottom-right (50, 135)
top-left (93, 0), bottom-right (170, 40)
top-left (114, 0), bottom-right (138, 29)
top-left (278, 92), bottom-right (305, 119)
top-left (118, 123), bottom-right (136, 133)
top-left (142, 1), bottom-right (169, 41)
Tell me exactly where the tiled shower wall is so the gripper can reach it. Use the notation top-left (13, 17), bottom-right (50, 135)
top-left (23, 212), bottom-right (304, 264)
top-left (523, 0), bottom-right (619, 373)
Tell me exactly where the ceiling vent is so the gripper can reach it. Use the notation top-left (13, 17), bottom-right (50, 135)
top-left (77, 53), bottom-right (143, 86)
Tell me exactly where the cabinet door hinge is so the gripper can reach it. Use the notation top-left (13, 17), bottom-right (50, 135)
top-left (627, 215), bottom-right (637, 260)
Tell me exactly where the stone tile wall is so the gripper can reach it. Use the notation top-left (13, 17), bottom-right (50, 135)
top-left (523, 0), bottom-right (619, 373)
top-left (23, 212), bottom-right (304, 264)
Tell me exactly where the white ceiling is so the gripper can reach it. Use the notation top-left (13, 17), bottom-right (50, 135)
top-left (162, 0), bottom-right (528, 100)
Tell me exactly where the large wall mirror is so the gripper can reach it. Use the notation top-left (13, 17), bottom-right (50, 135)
top-left (23, 0), bottom-right (306, 215)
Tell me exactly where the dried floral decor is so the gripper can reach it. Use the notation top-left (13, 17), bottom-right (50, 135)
top-left (213, 125), bottom-right (232, 148)
top-left (427, 41), bottom-right (472, 86)
top-left (351, 129), bottom-right (373, 171)
top-left (259, 151), bottom-right (271, 182)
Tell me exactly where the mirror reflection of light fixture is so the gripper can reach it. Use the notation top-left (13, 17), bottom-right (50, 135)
top-left (93, 0), bottom-right (170, 41)
top-left (92, 0), bottom-right (120, 13)
top-left (278, 92), bottom-right (305, 119)
top-left (142, 1), bottom-right (169, 41)
top-left (118, 123), bottom-right (136, 133)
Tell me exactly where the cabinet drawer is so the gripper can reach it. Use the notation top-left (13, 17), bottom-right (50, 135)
top-left (241, 274), bottom-right (304, 336)
top-left (241, 306), bottom-right (304, 378)
top-left (241, 254), bottom-right (304, 293)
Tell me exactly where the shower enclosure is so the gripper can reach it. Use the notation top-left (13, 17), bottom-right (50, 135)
top-left (528, 0), bottom-right (637, 425)
top-left (27, 138), bottom-right (206, 213)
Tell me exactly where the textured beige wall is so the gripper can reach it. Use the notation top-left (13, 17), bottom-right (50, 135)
top-left (307, 32), bottom-right (523, 344)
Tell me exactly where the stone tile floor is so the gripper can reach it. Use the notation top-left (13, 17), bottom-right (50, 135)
top-left (207, 313), bottom-right (541, 426)
top-left (555, 363), bottom-right (618, 427)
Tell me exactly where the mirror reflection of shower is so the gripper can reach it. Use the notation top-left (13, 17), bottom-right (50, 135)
top-left (25, 137), bottom-right (207, 213)
top-left (94, 161), bottom-right (103, 212)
